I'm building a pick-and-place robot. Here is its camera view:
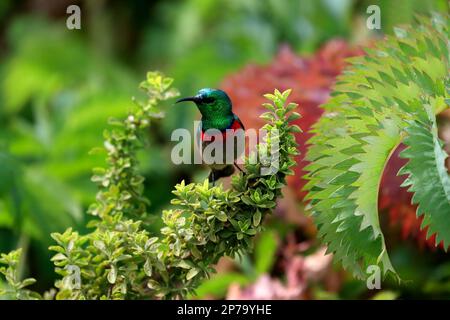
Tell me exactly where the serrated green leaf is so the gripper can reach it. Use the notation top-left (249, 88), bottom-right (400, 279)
top-left (304, 14), bottom-right (449, 281)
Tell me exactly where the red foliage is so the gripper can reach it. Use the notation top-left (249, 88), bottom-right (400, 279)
top-left (222, 40), bottom-right (364, 199)
top-left (221, 40), bottom-right (438, 249)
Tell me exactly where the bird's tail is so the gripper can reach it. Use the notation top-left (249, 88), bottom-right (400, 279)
top-left (208, 165), bottom-right (235, 183)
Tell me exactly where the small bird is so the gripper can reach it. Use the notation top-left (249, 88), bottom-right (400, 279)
top-left (176, 88), bottom-right (245, 183)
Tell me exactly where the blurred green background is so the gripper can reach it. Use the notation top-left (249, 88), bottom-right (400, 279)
top-left (0, 0), bottom-right (449, 299)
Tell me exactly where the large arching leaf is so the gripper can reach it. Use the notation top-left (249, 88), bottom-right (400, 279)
top-left (304, 14), bottom-right (449, 280)
top-left (399, 110), bottom-right (450, 248)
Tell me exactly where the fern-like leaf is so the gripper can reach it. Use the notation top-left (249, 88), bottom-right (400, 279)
top-left (304, 13), bottom-right (449, 280)
top-left (399, 110), bottom-right (450, 248)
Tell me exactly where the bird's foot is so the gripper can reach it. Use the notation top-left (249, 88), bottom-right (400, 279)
top-left (234, 162), bottom-right (244, 173)
top-left (208, 170), bottom-right (216, 186)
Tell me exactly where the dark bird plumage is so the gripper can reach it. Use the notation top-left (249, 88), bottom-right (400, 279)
top-left (176, 88), bottom-right (245, 183)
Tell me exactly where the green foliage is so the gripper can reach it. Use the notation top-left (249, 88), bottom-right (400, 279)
top-left (254, 230), bottom-right (278, 274)
top-left (141, 0), bottom-right (355, 94)
top-left (193, 272), bottom-right (251, 299)
top-left (363, 0), bottom-right (449, 34)
top-left (399, 111), bottom-right (450, 246)
top-left (0, 249), bottom-right (40, 300)
top-left (191, 229), bottom-right (280, 299)
top-left (0, 73), bottom-right (299, 299)
top-left (0, 0), bottom-right (448, 300)
top-left (0, 18), bottom-right (181, 287)
top-left (304, 14), bottom-right (449, 280)
top-left (0, 16), bottom-right (138, 253)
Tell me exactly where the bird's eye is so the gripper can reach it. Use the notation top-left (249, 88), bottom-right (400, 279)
top-left (203, 97), bottom-right (214, 104)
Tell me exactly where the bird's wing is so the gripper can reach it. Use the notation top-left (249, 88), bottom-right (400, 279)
top-left (233, 114), bottom-right (245, 131)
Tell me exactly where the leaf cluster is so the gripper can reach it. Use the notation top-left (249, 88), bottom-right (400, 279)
top-left (0, 73), bottom-right (299, 299)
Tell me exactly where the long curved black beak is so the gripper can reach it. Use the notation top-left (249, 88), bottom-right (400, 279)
top-left (176, 96), bottom-right (199, 104)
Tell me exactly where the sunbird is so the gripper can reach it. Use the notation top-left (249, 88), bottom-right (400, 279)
top-left (176, 88), bottom-right (245, 183)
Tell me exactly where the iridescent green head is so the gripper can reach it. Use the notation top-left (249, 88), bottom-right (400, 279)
top-left (176, 88), bottom-right (234, 130)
